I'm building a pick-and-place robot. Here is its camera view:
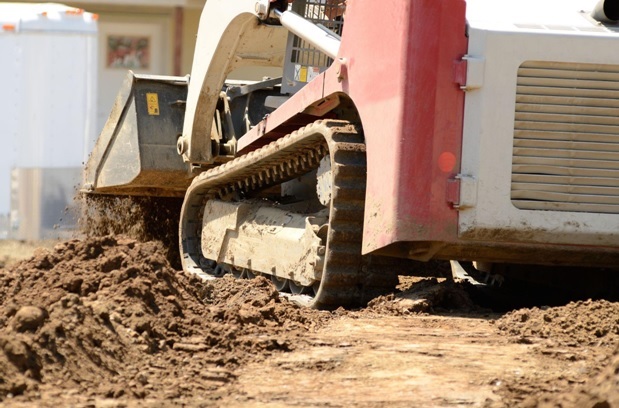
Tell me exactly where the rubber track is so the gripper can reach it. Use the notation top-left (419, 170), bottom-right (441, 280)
top-left (180, 120), bottom-right (395, 309)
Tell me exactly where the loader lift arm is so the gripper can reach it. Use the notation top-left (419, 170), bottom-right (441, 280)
top-left (178, 0), bottom-right (287, 166)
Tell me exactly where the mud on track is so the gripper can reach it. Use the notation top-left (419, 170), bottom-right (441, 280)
top-left (0, 235), bottom-right (617, 407)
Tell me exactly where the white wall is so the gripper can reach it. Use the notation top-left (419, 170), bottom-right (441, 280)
top-left (12, 31), bottom-right (98, 168)
top-left (10, 167), bottom-right (82, 240)
top-left (0, 6), bottom-right (97, 219)
top-left (0, 33), bottom-right (20, 219)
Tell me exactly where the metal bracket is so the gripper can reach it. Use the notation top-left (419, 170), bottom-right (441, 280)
top-left (453, 58), bottom-right (467, 88)
top-left (447, 174), bottom-right (477, 210)
top-left (254, 0), bottom-right (270, 19)
top-left (454, 55), bottom-right (485, 91)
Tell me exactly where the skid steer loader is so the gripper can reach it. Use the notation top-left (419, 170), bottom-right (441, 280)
top-left (84, 0), bottom-right (619, 308)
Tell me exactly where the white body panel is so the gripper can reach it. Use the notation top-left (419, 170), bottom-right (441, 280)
top-left (460, 0), bottom-right (619, 246)
top-left (0, 3), bottom-right (97, 220)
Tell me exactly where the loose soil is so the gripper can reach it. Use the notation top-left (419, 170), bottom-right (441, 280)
top-left (0, 236), bottom-right (617, 407)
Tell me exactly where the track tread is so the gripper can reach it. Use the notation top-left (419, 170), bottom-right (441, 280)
top-left (180, 120), bottom-right (396, 309)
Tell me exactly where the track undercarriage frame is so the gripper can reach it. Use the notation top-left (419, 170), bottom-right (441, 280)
top-left (180, 120), bottom-right (398, 308)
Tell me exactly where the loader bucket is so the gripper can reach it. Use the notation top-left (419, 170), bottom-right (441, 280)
top-left (83, 72), bottom-right (191, 197)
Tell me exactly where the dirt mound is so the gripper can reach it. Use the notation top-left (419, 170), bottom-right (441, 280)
top-left (497, 299), bottom-right (619, 347)
top-left (494, 301), bottom-right (619, 407)
top-left (576, 345), bottom-right (619, 407)
top-left (521, 345), bottom-right (619, 408)
top-left (0, 236), bottom-right (327, 402)
top-left (367, 277), bottom-right (478, 315)
top-left (5, 233), bottom-right (619, 407)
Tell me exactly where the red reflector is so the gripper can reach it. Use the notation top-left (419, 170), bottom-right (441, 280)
top-left (438, 152), bottom-right (457, 173)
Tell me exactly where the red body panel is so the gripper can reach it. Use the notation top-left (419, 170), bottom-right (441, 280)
top-left (238, 0), bottom-right (468, 256)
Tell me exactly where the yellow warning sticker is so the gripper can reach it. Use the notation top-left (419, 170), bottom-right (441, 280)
top-left (295, 64), bottom-right (310, 83)
top-left (299, 66), bottom-right (308, 83)
top-left (146, 93), bottom-right (160, 116)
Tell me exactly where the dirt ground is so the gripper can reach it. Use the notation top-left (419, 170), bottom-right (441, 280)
top-left (0, 240), bottom-right (58, 269)
top-left (0, 236), bottom-right (617, 408)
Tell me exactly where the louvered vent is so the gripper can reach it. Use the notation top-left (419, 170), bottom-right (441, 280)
top-left (511, 61), bottom-right (619, 214)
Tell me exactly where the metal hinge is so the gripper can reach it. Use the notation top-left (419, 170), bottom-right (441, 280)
top-left (447, 174), bottom-right (477, 210)
top-left (453, 55), bottom-right (485, 92)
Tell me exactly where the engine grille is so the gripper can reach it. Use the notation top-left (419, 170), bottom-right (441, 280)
top-left (511, 60), bottom-right (619, 214)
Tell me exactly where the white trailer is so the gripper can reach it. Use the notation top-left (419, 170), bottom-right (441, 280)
top-left (0, 3), bottom-right (98, 239)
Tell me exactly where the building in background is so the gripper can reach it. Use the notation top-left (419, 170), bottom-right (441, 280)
top-left (11, 0), bottom-right (208, 133)
top-left (0, 3), bottom-right (98, 240)
top-left (13, 0), bottom-right (279, 132)
top-left (2, 0), bottom-right (281, 240)
top-left (2, 1), bottom-right (208, 240)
